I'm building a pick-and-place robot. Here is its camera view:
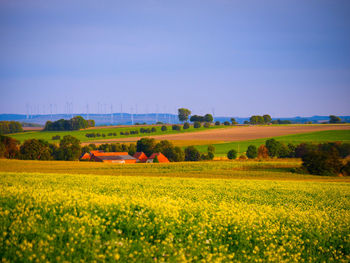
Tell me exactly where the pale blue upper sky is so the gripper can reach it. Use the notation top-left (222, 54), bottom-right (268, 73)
top-left (0, 0), bottom-right (349, 117)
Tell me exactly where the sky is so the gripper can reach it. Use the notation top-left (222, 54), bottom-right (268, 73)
top-left (0, 0), bottom-right (349, 117)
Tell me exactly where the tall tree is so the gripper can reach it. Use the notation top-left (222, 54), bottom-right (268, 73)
top-left (204, 114), bottom-right (213, 123)
top-left (263, 114), bottom-right (272, 124)
top-left (329, 115), bottom-right (341, 123)
top-left (178, 108), bottom-right (191, 122)
top-left (56, 135), bottom-right (81, 161)
top-left (20, 139), bottom-right (52, 160)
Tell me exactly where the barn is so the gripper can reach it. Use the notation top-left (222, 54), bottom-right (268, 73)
top-left (147, 153), bottom-right (170, 163)
top-left (133, 152), bottom-right (148, 163)
top-left (92, 154), bottom-right (137, 164)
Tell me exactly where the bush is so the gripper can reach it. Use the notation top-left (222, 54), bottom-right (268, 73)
top-left (161, 126), bottom-right (167, 131)
top-left (52, 135), bottom-right (61, 140)
top-left (227, 149), bottom-right (237, 160)
top-left (246, 145), bottom-right (258, 159)
top-left (153, 155), bottom-right (159, 163)
top-left (172, 125), bottom-right (181, 131)
top-left (258, 145), bottom-right (269, 159)
top-left (224, 121), bottom-right (230, 126)
top-left (194, 121), bottom-right (201, 128)
top-left (0, 121), bottom-right (23, 134)
top-left (215, 121), bottom-right (221, 126)
top-left (184, 146), bottom-right (201, 161)
top-left (183, 122), bottom-right (190, 129)
top-left (20, 139), bottom-right (52, 160)
top-left (239, 154), bottom-right (247, 160)
top-left (204, 122), bottom-right (211, 128)
top-left (302, 148), bottom-right (342, 176)
top-left (151, 127), bottom-right (157, 132)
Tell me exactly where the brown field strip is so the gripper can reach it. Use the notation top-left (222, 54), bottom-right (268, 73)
top-left (84, 124), bottom-right (350, 145)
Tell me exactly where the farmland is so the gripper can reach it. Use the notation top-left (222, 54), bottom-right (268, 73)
top-left (0, 159), bottom-right (349, 262)
top-left (195, 129), bottom-right (350, 156)
top-left (7, 124), bottom-right (224, 144)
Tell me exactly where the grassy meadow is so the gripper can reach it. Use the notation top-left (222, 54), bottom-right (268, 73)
top-left (0, 160), bottom-right (349, 262)
top-left (8, 124), bottom-right (224, 144)
top-left (194, 129), bottom-right (350, 156)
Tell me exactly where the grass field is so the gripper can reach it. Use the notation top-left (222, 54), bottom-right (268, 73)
top-left (0, 159), bottom-right (349, 262)
top-left (194, 129), bottom-right (350, 156)
top-left (8, 125), bottom-right (224, 144)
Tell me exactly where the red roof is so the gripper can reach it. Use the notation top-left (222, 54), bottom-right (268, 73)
top-left (92, 152), bottom-right (129, 156)
top-left (133, 152), bottom-right (148, 162)
top-left (148, 153), bottom-right (169, 163)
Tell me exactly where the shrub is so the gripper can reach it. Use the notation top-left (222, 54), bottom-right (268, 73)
top-left (207, 151), bottom-right (214, 160)
top-left (20, 139), bottom-right (52, 160)
top-left (102, 134), bottom-right (106, 137)
top-left (183, 122), bottom-right (190, 129)
top-left (208, 145), bottom-right (215, 154)
top-left (153, 155), bottom-right (159, 163)
top-left (215, 121), bottom-right (221, 126)
top-left (246, 145), bottom-right (258, 159)
top-left (302, 148), bottom-right (342, 176)
top-left (52, 135), bottom-right (61, 140)
top-left (172, 125), bottom-right (181, 131)
top-left (151, 127), bottom-right (157, 132)
top-left (194, 121), bottom-right (201, 128)
top-left (184, 146), bottom-right (201, 161)
top-left (227, 149), bottom-right (237, 160)
top-left (161, 126), bottom-right (167, 131)
top-left (224, 121), bottom-right (230, 126)
top-left (239, 154), bottom-right (247, 160)
top-left (204, 122), bottom-right (211, 128)
top-left (258, 145), bottom-right (269, 159)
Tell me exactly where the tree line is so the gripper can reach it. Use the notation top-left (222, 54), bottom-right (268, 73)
top-left (44, 116), bottom-right (95, 131)
top-left (0, 121), bottom-right (23, 135)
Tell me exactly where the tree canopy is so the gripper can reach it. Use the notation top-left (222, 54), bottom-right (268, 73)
top-left (178, 108), bottom-right (191, 122)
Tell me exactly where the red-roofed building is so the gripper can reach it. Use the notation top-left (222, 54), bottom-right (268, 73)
top-left (80, 150), bottom-right (103, 161)
top-left (147, 153), bottom-right (170, 163)
top-left (133, 152), bottom-right (148, 163)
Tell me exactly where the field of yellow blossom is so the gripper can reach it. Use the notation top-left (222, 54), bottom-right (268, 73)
top-left (0, 160), bottom-right (350, 262)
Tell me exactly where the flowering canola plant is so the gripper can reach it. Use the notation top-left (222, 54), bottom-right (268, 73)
top-left (0, 171), bottom-right (349, 262)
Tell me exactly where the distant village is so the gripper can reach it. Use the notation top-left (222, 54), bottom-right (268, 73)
top-left (80, 150), bottom-right (169, 164)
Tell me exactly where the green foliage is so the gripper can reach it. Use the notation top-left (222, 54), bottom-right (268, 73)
top-left (153, 155), bottom-right (159, 163)
top-left (329, 115), bottom-right (341, 123)
top-left (249, 115), bottom-right (265, 125)
top-left (172, 125), bottom-right (181, 131)
top-left (161, 125), bottom-right (167, 131)
top-left (44, 116), bottom-right (94, 131)
top-left (178, 108), bottom-right (191, 122)
top-left (20, 139), bottom-right (52, 160)
top-left (185, 146), bottom-right (201, 161)
top-left (230, 118), bottom-right (237, 125)
top-left (263, 115), bottom-right (272, 124)
top-left (0, 121), bottom-right (23, 135)
top-left (52, 135), bottom-right (60, 140)
top-left (224, 121), bottom-right (230, 126)
top-left (215, 121), bottom-right (221, 126)
top-left (208, 145), bottom-right (215, 154)
top-left (203, 122), bottom-right (211, 128)
top-left (227, 149), bottom-right (237, 159)
top-left (204, 114), bottom-right (213, 123)
top-left (128, 143), bottom-right (136, 156)
top-left (246, 145), bottom-right (258, 159)
top-left (151, 127), bottom-right (157, 132)
top-left (56, 135), bottom-right (81, 161)
top-left (302, 148), bottom-right (342, 176)
top-left (271, 119), bottom-right (292, 124)
top-left (193, 121), bottom-right (201, 128)
top-left (183, 122), bottom-right (190, 129)
top-left (136, 138), bottom-right (156, 157)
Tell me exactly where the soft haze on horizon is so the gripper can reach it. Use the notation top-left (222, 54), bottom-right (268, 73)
top-left (0, 0), bottom-right (349, 117)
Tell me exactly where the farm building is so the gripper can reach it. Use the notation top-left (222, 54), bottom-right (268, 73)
top-left (79, 150), bottom-right (102, 160)
top-left (92, 154), bottom-right (137, 164)
top-left (90, 152), bottom-right (129, 162)
top-left (147, 153), bottom-right (170, 163)
top-left (133, 152), bottom-right (148, 163)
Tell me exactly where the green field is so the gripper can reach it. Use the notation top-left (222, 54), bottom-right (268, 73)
top-left (8, 125), bottom-right (224, 144)
top-left (195, 130), bottom-right (350, 156)
top-left (0, 159), bottom-right (349, 262)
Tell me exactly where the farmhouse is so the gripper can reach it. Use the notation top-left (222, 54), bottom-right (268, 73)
top-left (147, 153), bottom-right (170, 163)
top-left (92, 154), bottom-right (137, 164)
top-left (79, 150), bottom-right (102, 160)
top-left (133, 152), bottom-right (148, 163)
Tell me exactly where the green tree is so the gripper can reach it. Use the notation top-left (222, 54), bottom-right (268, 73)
top-left (194, 121), bottom-right (201, 128)
top-left (302, 148), bottom-right (342, 176)
top-left (56, 135), bottom-right (81, 161)
top-left (263, 114), bottom-right (272, 124)
top-left (184, 146), bottom-right (201, 161)
top-left (20, 139), bottom-right (52, 160)
top-left (178, 108), bottom-right (191, 122)
top-left (161, 125), bottom-right (167, 131)
top-left (0, 135), bottom-right (19, 159)
top-left (153, 155), bottom-right (159, 163)
top-left (246, 145), bottom-right (258, 159)
top-left (183, 122), bottom-right (190, 129)
top-left (227, 149), bottom-right (237, 160)
top-left (136, 138), bottom-right (156, 157)
top-left (215, 121), bottom-right (221, 126)
top-left (329, 115), bottom-right (341, 123)
top-left (128, 143), bottom-right (136, 156)
top-left (230, 118), bottom-right (237, 125)
top-left (204, 114), bottom-right (213, 123)
top-left (265, 139), bottom-right (282, 157)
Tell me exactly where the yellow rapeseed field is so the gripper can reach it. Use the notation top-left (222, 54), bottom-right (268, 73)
top-left (0, 160), bottom-right (349, 262)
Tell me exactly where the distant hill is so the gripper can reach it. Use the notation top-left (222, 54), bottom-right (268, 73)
top-left (0, 114), bottom-right (349, 126)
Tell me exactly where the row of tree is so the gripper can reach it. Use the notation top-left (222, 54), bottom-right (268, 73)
top-left (0, 121), bottom-right (23, 135)
top-left (44, 116), bottom-right (95, 131)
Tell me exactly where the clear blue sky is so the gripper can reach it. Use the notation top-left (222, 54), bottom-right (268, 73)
top-left (0, 0), bottom-right (349, 117)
